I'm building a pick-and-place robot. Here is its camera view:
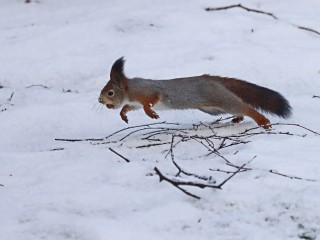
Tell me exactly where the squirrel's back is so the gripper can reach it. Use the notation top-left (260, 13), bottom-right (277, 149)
top-left (127, 75), bottom-right (292, 118)
top-left (127, 76), bottom-right (235, 110)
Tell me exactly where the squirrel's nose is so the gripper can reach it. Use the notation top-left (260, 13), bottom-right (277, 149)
top-left (98, 96), bottom-right (104, 103)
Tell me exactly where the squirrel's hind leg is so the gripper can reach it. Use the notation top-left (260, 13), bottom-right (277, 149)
top-left (143, 104), bottom-right (160, 119)
top-left (206, 95), bottom-right (271, 129)
top-left (244, 107), bottom-right (271, 129)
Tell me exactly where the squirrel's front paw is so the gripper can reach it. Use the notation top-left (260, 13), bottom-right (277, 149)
top-left (120, 114), bottom-right (129, 124)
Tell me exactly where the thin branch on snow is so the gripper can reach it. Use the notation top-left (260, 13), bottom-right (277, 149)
top-left (49, 148), bottom-right (64, 151)
top-left (209, 168), bottom-right (247, 174)
top-left (269, 123), bottom-right (320, 136)
top-left (172, 159), bottom-right (214, 182)
top-left (169, 135), bottom-right (214, 182)
top-left (26, 84), bottom-right (49, 89)
top-left (269, 170), bottom-right (316, 182)
top-left (296, 25), bottom-right (320, 37)
top-left (238, 123), bottom-right (320, 136)
top-left (154, 161), bottom-right (248, 199)
top-left (312, 95), bottom-right (320, 99)
top-left (109, 147), bottom-right (130, 163)
top-left (217, 161), bottom-right (250, 188)
top-left (104, 121), bottom-right (179, 140)
top-left (55, 137), bottom-right (104, 142)
top-left (205, 4), bottom-right (278, 20)
top-left (205, 4), bottom-right (320, 37)
top-left (211, 161), bottom-right (318, 183)
top-left (7, 92), bottom-right (14, 102)
top-left (154, 167), bottom-right (202, 199)
top-left (136, 142), bottom-right (171, 149)
top-left (152, 135), bottom-right (254, 199)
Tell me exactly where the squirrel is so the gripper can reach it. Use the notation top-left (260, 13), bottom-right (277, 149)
top-left (98, 57), bottom-right (292, 129)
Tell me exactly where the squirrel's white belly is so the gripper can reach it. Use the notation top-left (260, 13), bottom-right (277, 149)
top-left (122, 100), bottom-right (170, 111)
top-left (122, 100), bottom-right (142, 109)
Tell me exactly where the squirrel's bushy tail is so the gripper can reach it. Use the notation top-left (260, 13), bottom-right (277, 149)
top-left (215, 77), bottom-right (292, 118)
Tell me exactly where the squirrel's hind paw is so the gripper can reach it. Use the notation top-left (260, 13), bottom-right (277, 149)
top-left (232, 116), bottom-right (244, 123)
top-left (262, 124), bottom-right (272, 130)
top-left (148, 111), bottom-right (160, 119)
top-left (143, 106), bottom-right (160, 119)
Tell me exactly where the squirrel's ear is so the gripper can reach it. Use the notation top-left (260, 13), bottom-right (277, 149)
top-left (110, 57), bottom-right (128, 89)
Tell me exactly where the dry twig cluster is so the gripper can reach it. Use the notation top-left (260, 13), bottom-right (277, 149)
top-left (56, 118), bottom-right (319, 199)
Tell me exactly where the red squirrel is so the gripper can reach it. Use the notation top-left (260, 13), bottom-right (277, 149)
top-left (98, 57), bottom-right (292, 129)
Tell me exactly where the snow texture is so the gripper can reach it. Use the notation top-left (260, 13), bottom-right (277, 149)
top-left (0, 0), bottom-right (320, 239)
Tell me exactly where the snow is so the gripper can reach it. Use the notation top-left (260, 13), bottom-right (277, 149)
top-left (1, 0), bottom-right (320, 239)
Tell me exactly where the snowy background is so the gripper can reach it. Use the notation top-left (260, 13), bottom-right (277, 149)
top-left (1, 0), bottom-right (320, 239)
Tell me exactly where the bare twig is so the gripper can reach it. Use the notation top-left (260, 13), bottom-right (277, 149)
top-left (136, 142), bottom-right (171, 149)
top-left (237, 122), bottom-right (319, 137)
top-left (209, 168), bottom-right (247, 174)
top-left (55, 137), bottom-right (104, 142)
top-left (205, 4), bottom-right (278, 20)
top-left (7, 92), bottom-right (14, 102)
top-left (118, 127), bottom-right (154, 141)
top-left (156, 135), bottom-right (254, 199)
top-left (313, 95), bottom-right (320, 99)
top-left (26, 84), bottom-right (49, 89)
top-left (216, 161), bottom-right (249, 188)
top-left (105, 121), bottom-right (179, 140)
top-left (173, 160), bottom-right (216, 182)
top-left (154, 160), bottom-right (248, 199)
top-left (296, 26), bottom-right (320, 36)
top-left (205, 4), bottom-right (320, 38)
top-left (269, 170), bottom-right (316, 182)
top-left (49, 148), bottom-right (64, 151)
top-left (109, 147), bottom-right (130, 163)
top-left (155, 169), bottom-right (222, 188)
top-left (221, 159), bottom-right (318, 183)
top-left (154, 167), bottom-right (201, 199)
top-left (119, 127), bottom-right (186, 142)
top-left (270, 123), bottom-right (320, 136)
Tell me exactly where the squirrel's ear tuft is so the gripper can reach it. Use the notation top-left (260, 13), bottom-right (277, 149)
top-left (110, 57), bottom-right (125, 79)
top-left (110, 57), bottom-right (128, 89)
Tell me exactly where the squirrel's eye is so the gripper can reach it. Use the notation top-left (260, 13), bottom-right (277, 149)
top-left (107, 90), bottom-right (114, 97)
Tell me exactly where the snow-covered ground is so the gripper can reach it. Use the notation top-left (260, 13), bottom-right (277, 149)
top-left (1, 0), bottom-right (320, 239)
